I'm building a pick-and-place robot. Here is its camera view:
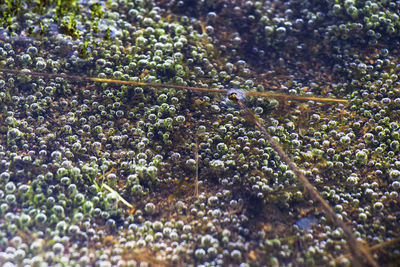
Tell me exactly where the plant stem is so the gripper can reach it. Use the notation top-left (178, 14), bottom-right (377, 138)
top-left (0, 68), bottom-right (348, 103)
top-left (230, 93), bottom-right (378, 267)
top-left (195, 135), bottom-right (199, 198)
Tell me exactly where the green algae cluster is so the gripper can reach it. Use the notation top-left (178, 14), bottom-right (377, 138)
top-left (0, 0), bottom-right (399, 266)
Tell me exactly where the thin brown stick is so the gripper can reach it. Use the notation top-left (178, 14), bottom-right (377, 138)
top-left (0, 68), bottom-right (348, 103)
top-left (335, 236), bottom-right (400, 264)
top-left (229, 93), bottom-right (378, 267)
top-left (194, 135), bottom-right (199, 198)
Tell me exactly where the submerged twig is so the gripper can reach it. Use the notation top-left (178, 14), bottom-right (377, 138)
top-left (228, 92), bottom-right (378, 267)
top-left (335, 236), bottom-right (400, 264)
top-left (0, 68), bottom-right (348, 103)
top-left (194, 135), bottom-right (200, 198)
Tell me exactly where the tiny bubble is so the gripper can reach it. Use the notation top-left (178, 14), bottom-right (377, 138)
top-left (227, 89), bottom-right (247, 101)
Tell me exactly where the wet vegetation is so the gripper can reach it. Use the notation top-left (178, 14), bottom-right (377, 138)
top-left (0, 0), bottom-right (400, 266)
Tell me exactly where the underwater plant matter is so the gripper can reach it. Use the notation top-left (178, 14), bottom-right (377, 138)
top-left (1, 0), bottom-right (400, 266)
top-left (0, 68), bottom-right (349, 103)
top-left (229, 91), bottom-right (376, 267)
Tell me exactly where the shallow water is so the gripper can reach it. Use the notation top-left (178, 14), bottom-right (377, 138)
top-left (0, 1), bottom-right (399, 266)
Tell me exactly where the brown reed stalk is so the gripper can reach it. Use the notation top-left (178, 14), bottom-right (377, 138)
top-left (228, 92), bottom-right (378, 267)
top-left (0, 68), bottom-right (348, 103)
top-left (194, 135), bottom-right (200, 198)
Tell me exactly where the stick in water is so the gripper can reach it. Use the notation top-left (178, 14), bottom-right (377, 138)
top-left (0, 68), bottom-right (348, 103)
top-left (228, 91), bottom-right (377, 267)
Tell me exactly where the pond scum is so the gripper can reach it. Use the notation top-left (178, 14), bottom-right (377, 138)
top-left (0, 66), bottom-right (373, 265)
top-left (1, 0), bottom-right (400, 266)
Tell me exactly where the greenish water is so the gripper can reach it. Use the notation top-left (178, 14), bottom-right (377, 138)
top-left (0, 1), bottom-right (399, 266)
